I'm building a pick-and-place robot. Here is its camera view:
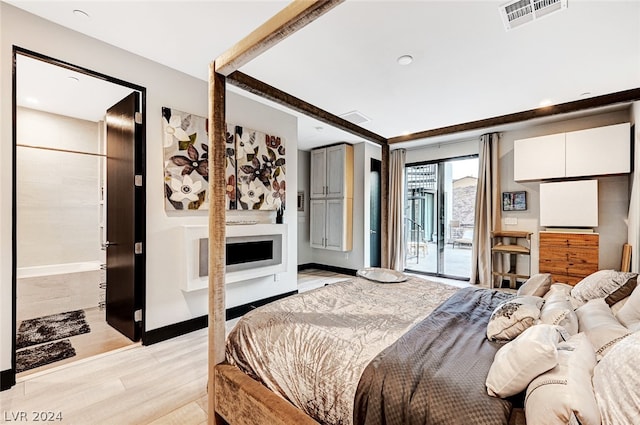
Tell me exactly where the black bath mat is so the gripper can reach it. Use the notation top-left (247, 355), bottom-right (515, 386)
top-left (16, 339), bottom-right (76, 373)
top-left (16, 309), bottom-right (90, 349)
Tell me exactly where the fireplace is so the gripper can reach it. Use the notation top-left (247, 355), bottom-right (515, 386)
top-left (199, 234), bottom-right (283, 277)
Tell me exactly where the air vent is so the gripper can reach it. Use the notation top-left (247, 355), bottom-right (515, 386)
top-left (339, 110), bottom-right (371, 125)
top-left (499, 0), bottom-right (567, 31)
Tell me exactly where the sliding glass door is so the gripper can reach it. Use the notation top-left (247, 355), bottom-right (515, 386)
top-left (405, 156), bottom-right (478, 279)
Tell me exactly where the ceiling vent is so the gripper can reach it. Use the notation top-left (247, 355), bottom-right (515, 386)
top-left (339, 110), bottom-right (371, 125)
top-left (499, 0), bottom-right (567, 31)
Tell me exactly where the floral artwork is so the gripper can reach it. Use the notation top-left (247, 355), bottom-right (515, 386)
top-left (163, 107), bottom-right (209, 210)
top-left (162, 107), bottom-right (285, 212)
top-left (233, 125), bottom-right (286, 211)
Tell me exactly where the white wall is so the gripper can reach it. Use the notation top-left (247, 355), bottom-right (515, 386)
top-left (297, 150), bottom-right (313, 265)
top-left (402, 139), bottom-right (479, 165)
top-left (498, 109), bottom-right (631, 274)
top-left (1, 3), bottom-right (297, 374)
top-left (16, 107), bottom-right (102, 268)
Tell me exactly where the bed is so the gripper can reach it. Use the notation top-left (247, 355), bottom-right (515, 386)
top-left (221, 275), bottom-right (523, 425)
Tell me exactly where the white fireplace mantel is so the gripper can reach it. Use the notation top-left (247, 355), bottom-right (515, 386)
top-left (178, 224), bottom-right (288, 292)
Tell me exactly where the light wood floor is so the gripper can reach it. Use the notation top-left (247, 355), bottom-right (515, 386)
top-left (2, 269), bottom-right (467, 424)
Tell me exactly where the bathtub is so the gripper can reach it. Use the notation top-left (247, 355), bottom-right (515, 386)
top-left (16, 261), bottom-right (104, 320)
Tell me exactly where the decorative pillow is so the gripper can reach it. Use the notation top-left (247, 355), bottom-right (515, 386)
top-left (543, 283), bottom-right (573, 299)
top-left (524, 333), bottom-right (601, 425)
top-left (615, 284), bottom-right (640, 329)
top-left (592, 332), bottom-right (640, 424)
top-left (575, 298), bottom-right (631, 360)
top-left (517, 273), bottom-right (552, 297)
top-left (487, 296), bottom-right (545, 341)
top-left (571, 270), bottom-right (638, 306)
top-left (486, 324), bottom-right (564, 398)
top-left (538, 290), bottom-right (579, 335)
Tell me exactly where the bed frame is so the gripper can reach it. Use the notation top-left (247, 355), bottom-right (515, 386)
top-left (207, 2), bottom-right (640, 424)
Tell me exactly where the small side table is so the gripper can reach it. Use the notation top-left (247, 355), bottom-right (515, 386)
top-left (491, 231), bottom-right (532, 289)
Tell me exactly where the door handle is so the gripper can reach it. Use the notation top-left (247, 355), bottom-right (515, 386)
top-left (370, 230), bottom-right (377, 234)
top-left (102, 241), bottom-right (117, 249)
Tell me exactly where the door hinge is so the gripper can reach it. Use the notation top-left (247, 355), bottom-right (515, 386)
top-left (135, 242), bottom-right (143, 254)
top-left (135, 175), bottom-right (143, 187)
top-left (134, 309), bottom-right (142, 322)
top-left (134, 112), bottom-right (143, 125)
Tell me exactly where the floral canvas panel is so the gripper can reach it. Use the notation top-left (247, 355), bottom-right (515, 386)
top-left (162, 107), bottom-right (209, 210)
top-left (225, 124), bottom-right (237, 209)
top-left (235, 126), bottom-right (286, 211)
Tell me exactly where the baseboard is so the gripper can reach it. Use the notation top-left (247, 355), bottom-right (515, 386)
top-left (143, 290), bottom-right (299, 345)
top-left (143, 315), bottom-right (208, 346)
top-left (1, 368), bottom-right (15, 391)
top-left (298, 263), bottom-right (357, 276)
top-left (226, 290), bottom-right (298, 321)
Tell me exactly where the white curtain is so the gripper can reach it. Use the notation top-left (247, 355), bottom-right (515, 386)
top-left (470, 133), bottom-right (501, 286)
top-left (388, 149), bottom-right (406, 271)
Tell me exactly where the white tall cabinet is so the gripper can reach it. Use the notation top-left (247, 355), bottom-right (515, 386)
top-left (309, 144), bottom-right (353, 251)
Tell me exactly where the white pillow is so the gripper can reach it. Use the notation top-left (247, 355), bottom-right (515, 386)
top-left (571, 270), bottom-right (638, 306)
top-left (615, 284), bottom-right (640, 329)
top-left (518, 273), bottom-right (552, 297)
top-left (525, 333), bottom-right (601, 425)
top-left (543, 283), bottom-right (573, 299)
top-left (486, 324), bottom-right (564, 398)
top-left (487, 296), bottom-right (545, 341)
top-left (538, 290), bottom-right (579, 335)
top-left (593, 332), bottom-right (640, 424)
top-left (575, 298), bottom-right (631, 360)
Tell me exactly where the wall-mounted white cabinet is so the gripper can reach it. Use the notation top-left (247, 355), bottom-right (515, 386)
top-left (310, 198), bottom-right (353, 251)
top-left (310, 144), bottom-right (354, 198)
top-left (309, 143), bottom-right (353, 251)
top-left (513, 133), bottom-right (566, 181)
top-left (514, 122), bottom-right (630, 181)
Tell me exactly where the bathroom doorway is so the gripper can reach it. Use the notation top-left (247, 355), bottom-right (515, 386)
top-left (12, 48), bottom-right (146, 378)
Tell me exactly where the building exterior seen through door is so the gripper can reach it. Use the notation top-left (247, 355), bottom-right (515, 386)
top-left (405, 156), bottom-right (478, 279)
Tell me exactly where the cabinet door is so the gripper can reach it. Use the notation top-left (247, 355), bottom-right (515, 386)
top-left (326, 145), bottom-right (346, 197)
top-left (310, 148), bottom-right (327, 198)
top-left (514, 133), bottom-right (565, 181)
top-left (309, 199), bottom-right (326, 248)
top-left (565, 123), bottom-right (630, 177)
top-left (326, 198), bottom-right (353, 251)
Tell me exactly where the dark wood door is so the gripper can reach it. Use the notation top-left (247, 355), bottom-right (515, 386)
top-left (105, 91), bottom-right (141, 341)
top-left (370, 159), bottom-right (381, 268)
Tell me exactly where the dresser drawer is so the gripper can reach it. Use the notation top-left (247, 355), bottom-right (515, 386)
top-left (539, 232), bottom-right (599, 248)
top-left (539, 247), bottom-right (598, 265)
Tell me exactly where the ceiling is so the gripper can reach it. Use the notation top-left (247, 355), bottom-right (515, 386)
top-left (8, 0), bottom-right (640, 151)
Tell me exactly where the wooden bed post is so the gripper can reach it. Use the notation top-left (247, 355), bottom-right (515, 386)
top-left (208, 61), bottom-right (227, 425)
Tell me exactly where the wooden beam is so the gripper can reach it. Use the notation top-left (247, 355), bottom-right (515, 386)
top-left (208, 63), bottom-right (227, 425)
top-left (388, 87), bottom-right (640, 144)
top-left (215, 0), bottom-right (345, 76)
top-left (228, 71), bottom-right (387, 146)
top-left (380, 144), bottom-right (390, 268)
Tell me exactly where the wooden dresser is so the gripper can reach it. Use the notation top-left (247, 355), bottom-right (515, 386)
top-left (538, 231), bottom-right (599, 285)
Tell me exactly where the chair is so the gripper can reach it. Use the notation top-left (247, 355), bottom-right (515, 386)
top-left (453, 227), bottom-right (474, 248)
top-left (448, 220), bottom-right (460, 245)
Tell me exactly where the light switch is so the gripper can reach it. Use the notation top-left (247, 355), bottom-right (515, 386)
top-left (504, 217), bottom-right (518, 225)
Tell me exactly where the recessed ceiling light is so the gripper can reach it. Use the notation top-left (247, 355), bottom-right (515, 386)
top-left (73, 9), bottom-right (90, 19)
top-left (539, 99), bottom-right (553, 107)
top-left (314, 126), bottom-right (324, 131)
top-left (67, 76), bottom-right (79, 82)
top-left (579, 92), bottom-right (592, 98)
top-left (397, 55), bottom-right (413, 66)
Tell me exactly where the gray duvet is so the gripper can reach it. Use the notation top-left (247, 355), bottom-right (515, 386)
top-left (226, 275), bottom-right (458, 425)
top-left (354, 287), bottom-right (515, 425)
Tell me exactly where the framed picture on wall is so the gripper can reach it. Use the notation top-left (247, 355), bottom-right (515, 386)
top-left (502, 191), bottom-right (527, 211)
